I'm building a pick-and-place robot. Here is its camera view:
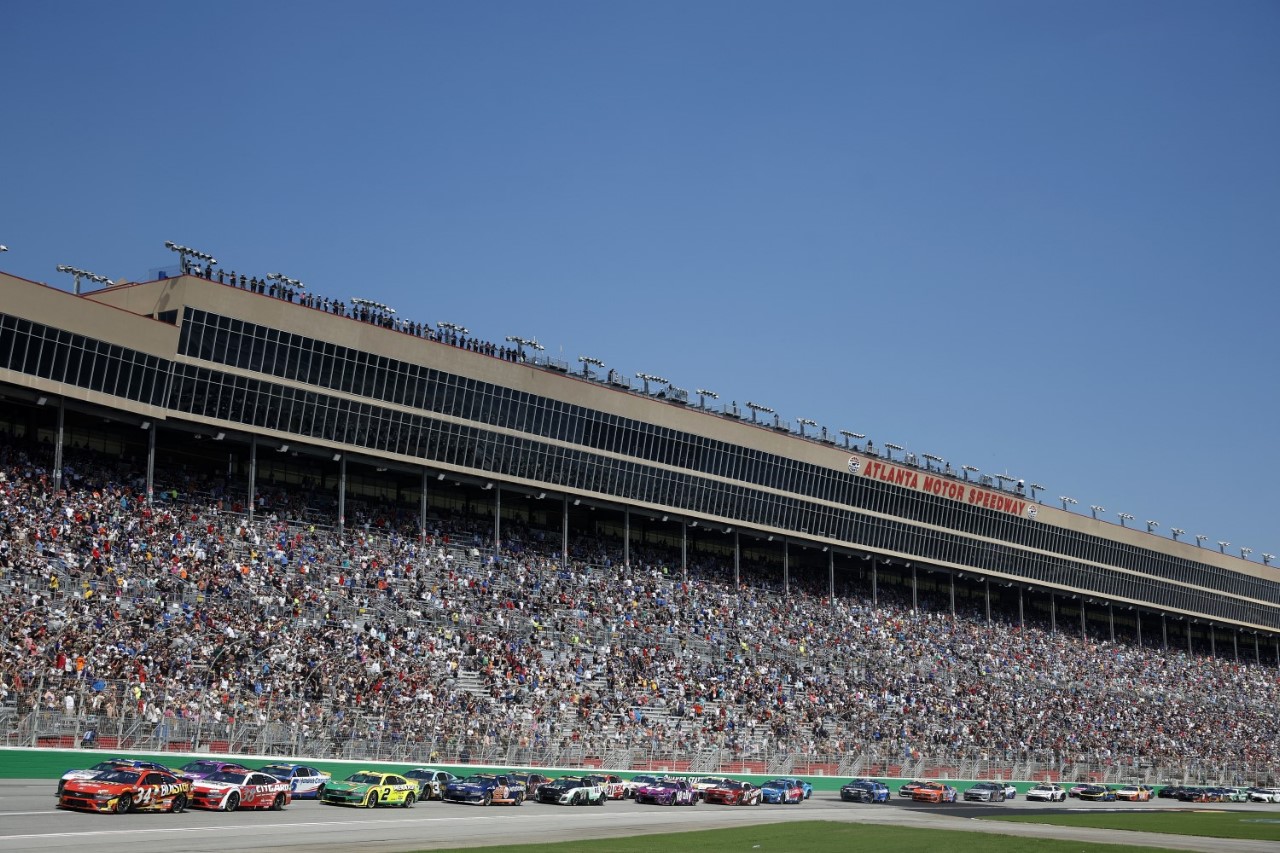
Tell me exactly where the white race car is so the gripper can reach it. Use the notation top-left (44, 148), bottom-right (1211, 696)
top-left (1025, 783), bottom-right (1068, 803)
top-left (535, 776), bottom-right (607, 806)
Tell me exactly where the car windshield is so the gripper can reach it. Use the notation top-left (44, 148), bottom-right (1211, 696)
top-left (764, 780), bottom-right (791, 787)
top-left (205, 771), bottom-right (250, 784)
top-left (459, 775), bottom-right (491, 785)
top-left (717, 781), bottom-right (744, 790)
top-left (258, 765), bottom-right (294, 776)
top-left (95, 770), bottom-right (141, 784)
top-left (181, 761), bottom-right (221, 773)
top-left (347, 773), bottom-right (384, 784)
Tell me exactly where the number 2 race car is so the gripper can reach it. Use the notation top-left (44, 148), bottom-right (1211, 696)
top-left (58, 767), bottom-right (193, 814)
top-left (320, 771), bottom-right (419, 808)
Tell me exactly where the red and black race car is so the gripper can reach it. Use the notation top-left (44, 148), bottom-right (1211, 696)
top-left (58, 767), bottom-right (192, 814)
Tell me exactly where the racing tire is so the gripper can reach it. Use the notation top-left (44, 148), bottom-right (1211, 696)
top-left (364, 791), bottom-right (379, 809)
top-left (114, 794), bottom-right (133, 814)
top-left (170, 794), bottom-right (188, 814)
top-left (225, 791), bottom-right (240, 812)
top-left (482, 792), bottom-right (492, 806)
top-left (996, 792), bottom-right (1005, 803)
top-left (271, 794), bottom-right (286, 811)
top-left (315, 785), bottom-right (325, 799)
top-left (594, 793), bottom-right (605, 806)
top-left (402, 792), bottom-right (415, 808)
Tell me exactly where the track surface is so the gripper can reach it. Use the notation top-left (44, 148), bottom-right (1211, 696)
top-left (2, 781), bottom-right (1277, 853)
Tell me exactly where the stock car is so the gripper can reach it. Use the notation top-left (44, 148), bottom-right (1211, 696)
top-left (1156, 785), bottom-right (1186, 799)
top-left (57, 758), bottom-right (174, 796)
top-left (401, 768), bottom-right (457, 801)
top-left (178, 760), bottom-right (250, 781)
top-left (1067, 783), bottom-right (1093, 798)
top-left (912, 783), bottom-right (959, 804)
top-left (1248, 787), bottom-right (1280, 803)
top-left (511, 772), bottom-right (552, 800)
top-left (256, 763), bottom-right (331, 799)
top-left (840, 779), bottom-right (890, 803)
top-left (58, 766), bottom-right (192, 814)
top-left (626, 774), bottom-right (662, 797)
top-left (442, 773), bottom-right (527, 805)
top-left (704, 780), bottom-right (763, 806)
top-left (634, 778), bottom-right (698, 806)
top-left (963, 781), bottom-right (1009, 802)
top-left (536, 776), bottom-right (607, 806)
top-left (592, 774), bottom-right (631, 799)
top-left (1000, 783), bottom-right (1018, 800)
top-left (1077, 785), bottom-right (1118, 802)
top-left (899, 780), bottom-right (931, 798)
top-left (320, 771), bottom-right (418, 808)
top-left (1115, 785), bottom-right (1153, 802)
top-left (1026, 783), bottom-right (1068, 803)
top-left (760, 779), bottom-right (806, 804)
top-left (692, 777), bottom-right (731, 800)
top-left (190, 769), bottom-right (291, 811)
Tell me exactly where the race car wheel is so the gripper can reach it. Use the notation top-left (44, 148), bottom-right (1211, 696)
top-left (402, 792), bottom-right (415, 808)
top-left (225, 791), bottom-right (240, 812)
top-left (114, 794), bottom-right (133, 814)
top-left (315, 785), bottom-right (325, 798)
top-left (514, 793), bottom-right (523, 806)
top-left (271, 794), bottom-right (286, 811)
top-left (594, 793), bottom-right (605, 806)
top-left (482, 792), bottom-right (492, 806)
top-left (997, 793), bottom-right (1005, 803)
top-left (364, 791), bottom-right (379, 809)
top-left (171, 794), bottom-right (188, 814)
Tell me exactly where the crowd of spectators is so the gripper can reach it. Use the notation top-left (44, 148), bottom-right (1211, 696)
top-left (2, 433), bottom-right (1278, 779)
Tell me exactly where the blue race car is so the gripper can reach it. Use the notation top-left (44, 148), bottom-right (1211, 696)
top-left (760, 779), bottom-right (805, 804)
top-left (840, 778), bottom-right (890, 803)
top-left (255, 763), bottom-right (332, 798)
top-left (442, 773), bottom-right (527, 805)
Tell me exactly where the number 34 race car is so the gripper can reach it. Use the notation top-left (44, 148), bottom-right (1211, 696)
top-left (58, 767), bottom-right (193, 814)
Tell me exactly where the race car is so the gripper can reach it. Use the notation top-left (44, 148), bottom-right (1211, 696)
top-left (535, 776), bottom-right (607, 806)
top-left (401, 767), bottom-right (457, 800)
top-left (442, 773), bottom-right (527, 805)
top-left (190, 769), bottom-right (291, 811)
top-left (511, 772), bottom-right (552, 800)
top-left (1026, 784), bottom-right (1068, 803)
top-left (691, 777), bottom-right (731, 800)
top-left (634, 778), bottom-right (698, 806)
top-left (59, 767), bottom-right (192, 814)
top-left (1000, 783), bottom-right (1018, 800)
top-left (1114, 785), bottom-right (1152, 802)
top-left (899, 780), bottom-right (931, 798)
top-left (1248, 787), bottom-right (1280, 803)
top-left (255, 763), bottom-right (332, 799)
top-left (626, 774), bottom-right (663, 797)
top-left (840, 779), bottom-right (890, 803)
top-left (56, 758), bottom-right (174, 796)
top-left (1077, 785), bottom-right (1118, 802)
top-left (704, 780), bottom-right (763, 806)
top-left (912, 783), bottom-right (958, 804)
top-left (963, 781), bottom-right (1008, 802)
top-left (178, 760), bottom-right (251, 781)
top-left (589, 773), bottom-right (631, 799)
top-left (760, 779), bottom-right (805, 804)
top-left (320, 771), bottom-right (418, 808)
top-left (1067, 783), bottom-right (1093, 798)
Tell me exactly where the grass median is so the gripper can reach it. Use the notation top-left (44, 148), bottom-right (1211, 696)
top-left (982, 809), bottom-right (1280, 842)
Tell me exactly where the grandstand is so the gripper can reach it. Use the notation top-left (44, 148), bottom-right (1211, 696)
top-left (1, 253), bottom-right (1277, 787)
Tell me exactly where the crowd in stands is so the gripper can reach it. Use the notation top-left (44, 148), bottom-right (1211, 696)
top-left (2, 433), bottom-right (1278, 778)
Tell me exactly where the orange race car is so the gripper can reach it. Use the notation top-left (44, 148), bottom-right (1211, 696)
top-left (911, 782), bottom-right (958, 804)
top-left (59, 766), bottom-right (192, 814)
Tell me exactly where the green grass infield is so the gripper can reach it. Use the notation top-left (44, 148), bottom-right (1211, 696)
top-left (983, 810), bottom-right (1280, 842)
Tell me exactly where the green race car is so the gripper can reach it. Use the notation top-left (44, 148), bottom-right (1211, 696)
top-left (319, 771), bottom-right (418, 808)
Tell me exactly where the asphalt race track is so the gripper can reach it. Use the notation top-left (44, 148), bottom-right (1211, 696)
top-left (2, 781), bottom-right (1277, 853)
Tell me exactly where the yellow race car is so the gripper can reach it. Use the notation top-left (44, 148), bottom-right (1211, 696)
top-left (319, 771), bottom-right (418, 808)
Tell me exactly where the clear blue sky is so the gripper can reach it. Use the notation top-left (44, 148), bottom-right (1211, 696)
top-left (4, 2), bottom-right (1278, 561)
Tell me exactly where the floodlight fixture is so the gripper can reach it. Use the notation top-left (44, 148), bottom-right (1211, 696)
top-left (838, 430), bottom-right (865, 448)
top-left (635, 372), bottom-right (668, 394)
top-left (1090, 505), bottom-right (1105, 519)
top-left (1059, 496), bottom-right (1077, 510)
top-left (438, 321), bottom-right (468, 335)
top-left (695, 388), bottom-right (719, 409)
top-left (1240, 547), bottom-right (1252, 559)
top-left (164, 240), bottom-right (217, 266)
top-left (1117, 512), bottom-right (1134, 526)
top-left (578, 355), bottom-right (604, 377)
top-left (267, 271), bottom-right (306, 290)
top-left (352, 296), bottom-right (394, 312)
top-left (961, 465), bottom-right (979, 481)
top-left (744, 401), bottom-right (774, 423)
top-left (56, 264), bottom-right (113, 294)
top-left (1028, 482), bottom-right (1045, 499)
top-left (795, 417), bottom-right (818, 437)
top-left (1217, 540), bottom-right (1229, 553)
top-left (1146, 520), bottom-right (1160, 533)
top-left (1262, 553), bottom-right (1274, 565)
top-left (1195, 534), bottom-right (1207, 547)
top-left (1170, 527), bottom-right (1185, 541)
top-left (883, 442), bottom-right (903, 460)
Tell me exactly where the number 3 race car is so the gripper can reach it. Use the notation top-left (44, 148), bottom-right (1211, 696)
top-left (58, 767), bottom-right (193, 814)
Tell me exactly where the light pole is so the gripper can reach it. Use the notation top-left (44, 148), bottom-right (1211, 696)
top-left (1090, 505), bottom-right (1106, 519)
top-left (1146, 520), bottom-right (1160, 533)
top-left (635, 372), bottom-right (668, 395)
top-left (1218, 541), bottom-right (1229, 554)
top-left (796, 417), bottom-right (817, 438)
top-left (578, 355), bottom-right (604, 378)
top-left (437, 321), bottom-right (468, 340)
top-left (1029, 482), bottom-right (1045, 501)
top-left (55, 264), bottom-right (112, 294)
top-left (164, 240), bottom-right (217, 274)
top-left (1241, 547), bottom-right (1252, 560)
top-left (1170, 527), bottom-right (1185, 541)
top-left (922, 453), bottom-right (945, 472)
top-left (1059, 496), bottom-right (1077, 511)
top-left (745, 401), bottom-right (774, 424)
top-left (1195, 535), bottom-right (1207, 547)
top-left (1117, 512), bottom-right (1134, 527)
top-left (505, 335), bottom-right (543, 361)
top-left (838, 430), bottom-right (864, 449)
top-left (267, 271), bottom-right (306, 293)
top-left (1263, 554), bottom-right (1274, 566)
top-left (961, 465), bottom-right (979, 482)
top-left (695, 388), bottom-right (718, 409)
top-left (883, 442), bottom-right (903, 461)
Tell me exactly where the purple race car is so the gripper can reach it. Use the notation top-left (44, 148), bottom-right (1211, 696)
top-left (634, 779), bottom-right (698, 806)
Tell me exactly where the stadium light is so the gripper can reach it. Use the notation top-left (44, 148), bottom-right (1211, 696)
top-left (164, 240), bottom-right (217, 273)
top-left (635, 372), bottom-right (668, 394)
top-left (352, 296), bottom-right (393, 312)
top-left (0, 245), bottom-right (8, 252)
top-left (505, 336), bottom-right (543, 360)
top-left (838, 430), bottom-right (864, 449)
top-left (994, 474), bottom-right (1017, 493)
top-left (1029, 482), bottom-right (1045, 500)
top-left (695, 388), bottom-right (718, 409)
top-left (744, 401), bottom-right (774, 423)
top-left (438, 321), bottom-right (468, 336)
top-left (1218, 540), bottom-right (1230, 553)
top-left (267, 271), bottom-right (306, 291)
top-left (1090, 505), bottom-right (1106, 519)
top-left (1117, 512), bottom-right (1134, 527)
top-left (883, 442), bottom-right (903, 461)
top-left (961, 465), bottom-right (979, 481)
top-left (56, 264), bottom-right (113, 294)
top-left (1195, 534), bottom-right (1207, 547)
top-left (921, 453), bottom-right (944, 472)
top-left (1146, 520), bottom-right (1160, 533)
top-left (1241, 547), bottom-right (1252, 560)
top-left (577, 355), bottom-right (604, 377)
top-left (1059, 496), bottom-right (1077, 510)
top-left (1170, 527), bottom-right (1185, 541)
top-left (1263, 553), bottom-right (1274, 566)
top-left (795, 417), bottom-right (818, 437)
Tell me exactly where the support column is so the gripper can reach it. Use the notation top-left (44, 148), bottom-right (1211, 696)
top-left (1050, 594), bottom-right (1056, 635)
top-left (1232, 631), bottom-right (1238, 662)
top-left (872, 561), bottom-right (878, 607)
top-left (1210, 627), bottom-right (1216, 659)
top-left (145, 423), bottom-right (156, 507)
top-left (949, 574), bottom-right (956, 617)
top-left (1017, 587), bottom-right (1024, 628)
top-left (681, 521), bottom-right (688, 581)
top-left (561, 496), bottom-right (569, 572)
top-left (1255, 633), bottom-right (1261, 666)
top-left (984, 582), bottom-right (991, 625)
top-left (733, 530), bottom-right (740, 588)
top-left (419, 469), bottom-right (429, 544)
top-left (53, 398), bottom-right (65, 492)
top-left (1135, 611), bottom-right (1142, 647)
top-left (493, 486), bottom-right (501, 556)
top-left (1187, 622), bottom-right (1192, 655)
top-left (337, 456), bottom-right (346, 532)
top-left (248, 436), bottom-right (257, 522)
top-left (1161, 613), bottom-right (1167, 650)
top-left (911, 564), bottom-right (917, 612)
top-left (783, 538), bottom-right (789, 597)
top-left (623, 508), bottom-right (631, 568)
top-left (827, 549), bottom-right (834, 600)
top-left (1080, 601), bottom-right (1086, 639)
top-left (1108, 604), bottom-right (1114, 643)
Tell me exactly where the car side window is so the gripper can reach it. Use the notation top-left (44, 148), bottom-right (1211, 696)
top-left (143, 773), bottom-right (164, 785)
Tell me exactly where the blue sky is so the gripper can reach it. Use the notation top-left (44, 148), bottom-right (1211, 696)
top-left (3, 2), bottom-right (1278, 562)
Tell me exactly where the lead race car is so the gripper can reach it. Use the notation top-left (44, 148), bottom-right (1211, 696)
top-left (190, 769), bottom-right (291, 811)
top-left (58, 767), bottom-right (192, 814)
top-left (56, 758), bottom-right (174, 796)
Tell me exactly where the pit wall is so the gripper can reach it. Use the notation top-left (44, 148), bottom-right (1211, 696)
top-left (1, 746), bottom-right (1030, 794)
